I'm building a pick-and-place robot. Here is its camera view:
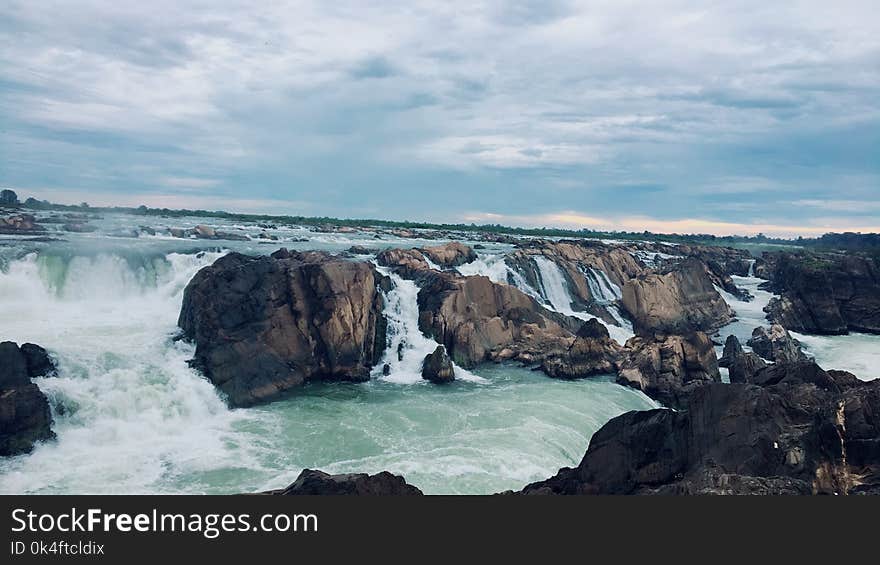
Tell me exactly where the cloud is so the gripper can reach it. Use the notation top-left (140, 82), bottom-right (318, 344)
top-left (1, 0), bottom-right (878, 233)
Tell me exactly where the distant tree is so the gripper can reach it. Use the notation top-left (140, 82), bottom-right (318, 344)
top-left (79, 202), bottom-right (90, 208)
top-left (0, 189), bottom-right (19, 206)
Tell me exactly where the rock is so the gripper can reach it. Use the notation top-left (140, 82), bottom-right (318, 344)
top-left (376, 248), bottom-right (432, 278)
top-left (168, 227), bottom-right (188, 238)
top-left (193, 224), bottom-right (216, 238)
top-left (62, 222), bottom-right (97, 233)
top-left (138, 225), bottom-right (157, 236)
top-left (621, 258), bottom-right (734, 336)
top-left (419, 242), bottom-right (477, 268)
top-left (107, 228), bottom-right (140, 238)
top-left (540, 319), bottom-right (622, 379)
top-left (215, 231), bottom-right (250, 241)
top-left (19, 343), bottom-right (57, 379)
top-left (718, 335), bottom-right (743, 368)
top-left (421, 346), bottom-right (455, 383)
top-left (750, 361), bottom-right (839, 391)
top-left (762, 251), bottom-right (880, 335)
top-left (258, 232), bottom-right (279, 241)
top-left (727, 351), bottom-right (767, 384)
top-left (415, 271), bottom-right (578, 368)
top-left (616, 332), bottom-right (721, 409)
top-left (0, 214), bottom-right (45, 234)
top-left (178, 250), bottom-right (388, 407)
top-left (272, 469), bottom-right (423, 495)
top-left (348, 245), bottom-right (373, 255)
top-left (747, 325), bottom-right (809, 364)
top-left (522, 368), bottom-right (880, 495)
top-left (0, 342), bottom-right (55, 456)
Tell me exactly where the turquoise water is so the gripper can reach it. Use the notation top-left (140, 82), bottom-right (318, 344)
top-left (0, 214), bottom-right (655, 494)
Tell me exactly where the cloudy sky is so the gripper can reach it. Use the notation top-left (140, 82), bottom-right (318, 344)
top-left (1, 1), bottom-right (878, 236)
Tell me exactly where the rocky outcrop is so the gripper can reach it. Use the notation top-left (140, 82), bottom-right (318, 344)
top-left (621, 258), bottom-right (734, 336)
top-left (727, 351), bottom-right (767, 385)
top-left (422, 346), bottom-right (455, 383)
top-left (419, 242), bottom-right (477, 268)
top-left (718, 335), bottom-right (743, 368)
top-left (271, 469), bottom-right (423, 495)
top-left (376, 248), bottom-right (433, 278)
top-left (0, 342), bottom-right (56, 456)
top-left (540, 319), bottom-right (622, 379)
top-left (616, 332), bottom-right (721, 409)
top-left (522, 367), bottom-right (880, 495)
top-left (747, 325), bottom-right (810, 364)
top-left (762, 251), bottom-right (880, 335)
top-left (178, 249), bottom-right (388, 407)
top-left (348, 245), bottom-right (373, 255)
top-left (0, 214), bottom-right (45, 234)
top-left (415, 271), bottom-right (578, 368)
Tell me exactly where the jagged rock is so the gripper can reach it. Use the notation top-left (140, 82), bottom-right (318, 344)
top-left (621, 258), bottom-right (734, 336)
top-left (422, 345), bottom-right (455, 383)
top-left (348, 245), bottom-right (373, 255)
top-left (376, 248), bottom-right (432, 278)
top-left (178, 250), bottom-right (387, 407)
top-left (617, 332), bottom-right (721, 409)
top-left (521, 368), bottom-right (880, 495)
top-left (762, 251), bottom-right (880, 335)
top-left (415, 271), bottom-right (578, 368)
top-left (750, 361), bottom-right (839, 391)
top-left (718, 335), bottom-right (743, 368)
top-left (0, 341), bottom-right (55, 456)
top-left (272, 469), bottom-right (423, 495)
top-left (540, 319), bottom-right (622, 379)
top-left (728, 351), bottom-right (767, 384)
top-left (419, 242), bottom-right (477, 268)
top-left (747, 325), bottom-right (809, 364)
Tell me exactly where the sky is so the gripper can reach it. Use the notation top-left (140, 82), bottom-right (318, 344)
top-left (1, 1), bottom-right (878, 237)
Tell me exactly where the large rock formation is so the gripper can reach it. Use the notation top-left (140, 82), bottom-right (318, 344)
top-left (0, 213), bottom-right (45, 235)
top-left (0, 342), bottom-right (56, 456)
top-left (178, 249), bottom-right (388, 407)
top-left (747, 325), bottom-right (810, 364)
top-left (271, 469), bottom-right (423, 495)
top-left (616, 332), bottom-right (721, 409)
top-left (762, 251), bottom-right (880, 335)
top-left (621, 258), bottom-right (734, 336)
top-left (522, 367), bottom-right (880, 495)
top-left (415, 271), bottom-right (578, 368)
top-left (540, 319), bottom-right (622, 379)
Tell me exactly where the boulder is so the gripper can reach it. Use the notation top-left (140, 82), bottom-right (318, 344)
top-left (193, 224), bottom-right (216, 238)
top-left (62, 223), bottom-right (97, 233)
top-left (747, 325), bottom-right (809, 364)
top-left (0, 341), bottom-right (55, 456)
top-left (272, 469), bottom-right (423, 495)
top-left (178, 250), bottom-right (388, 407)
top-left (421, 346), bottom-right (455, 383)
top-left (616, 332), bottom-right (721, 409)
top-left (762, 251), bottom-right (880, 335)
top-left (621, 258), bottom-right (734, 336)
top-left (348, 245), bottom-right (373, 255)
top-left (0, 214), bottom-right (44, 234)
top-left (727, 351), bottom-right (767, 384)
top-left (419, 242), bottom-right (477, 268)
top-left (540, 319), bottom-right (622, 379)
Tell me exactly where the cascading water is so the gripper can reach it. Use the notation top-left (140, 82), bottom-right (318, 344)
top-left (372, 267), bottom-right (484, 384)
top-left (531, 257), bottom-right (633, 345)
top-left (0, 249), bottom-right (274, 494)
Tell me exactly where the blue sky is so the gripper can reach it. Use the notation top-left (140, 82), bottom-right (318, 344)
top-left (1, 1), bottom-right (878, 236)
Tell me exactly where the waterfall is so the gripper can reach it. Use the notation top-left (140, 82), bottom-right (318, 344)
top-left (531, 257), bottom-right (634, 345)
top-left (582, 267), bottom-right (622, 303)
top-left (373, 267), bottom-right (484, 384)
top-left (748, 259), bottom-right (756, 277)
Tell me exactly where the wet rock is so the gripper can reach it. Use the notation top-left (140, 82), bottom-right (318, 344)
top-left (62, 223), bottom-right (97, 233)
top-left (0, 214), bottom-right (45, 234)
top-left (616, 332), bottom-right (721, 409)
top-left (421, 345), bottom-right (455, 383)
top-left (747, 325), bottom-right (809, 364)
top-left (718, 335), bottom-right (743, 368)
top-left (0, 341), bottom-right (55, 456)
top-left (621, 258), bottom-right (734, 336)
top-left (178, 250), bottom-right (388, 407)
top-left (193, 224), bottom-right (216, 238)
top-left (272, 469), bottom-right (423, 495)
